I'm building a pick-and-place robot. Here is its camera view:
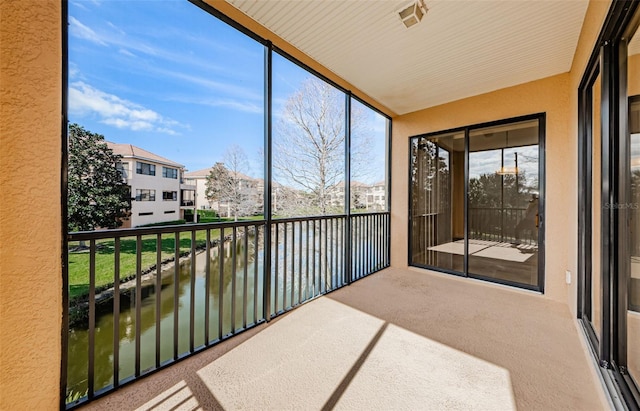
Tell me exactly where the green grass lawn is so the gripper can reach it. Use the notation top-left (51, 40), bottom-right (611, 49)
top-left (66, 215), bottom-right (315, 300)
top-left (68, 229), bottom-right (217, 300)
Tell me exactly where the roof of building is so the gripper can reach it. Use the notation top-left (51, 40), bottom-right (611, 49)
top-left (107, 142), bottom-right (184, 168)
top-left (184, 166), bottom-right (254, 181)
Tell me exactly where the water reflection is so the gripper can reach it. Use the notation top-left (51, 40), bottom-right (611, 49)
top-left (67, 234), bottom-right (264, 395)
top-left (67, 219), bottom-right (384, 398)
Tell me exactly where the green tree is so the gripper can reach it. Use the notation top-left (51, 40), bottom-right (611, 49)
top-left (68, 123), bottom-right (131, 232)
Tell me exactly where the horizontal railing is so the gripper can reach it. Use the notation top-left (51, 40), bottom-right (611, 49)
top-left (410, 208), bottom-right (536, 267)
top-left (65, 212), bottom-right (390, 407)
top-left (469, 207), bottom-right (536, 245)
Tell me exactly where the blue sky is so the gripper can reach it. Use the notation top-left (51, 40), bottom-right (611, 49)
top-left (68, 0), bottom-right (388, 182)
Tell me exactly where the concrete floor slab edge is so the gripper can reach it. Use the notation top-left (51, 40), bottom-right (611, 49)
top-left (406, 265), bottom-right (543, 296)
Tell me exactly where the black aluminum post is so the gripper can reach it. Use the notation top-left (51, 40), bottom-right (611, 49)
top-left (243, 227), bottom-right (249, 328)
top-left (263, 42), bottom-right (273, 321)
top-left (155, 234), bottom-right (162, 366)
top-left (88, 240), bottom-right (96, 399)
top-left (60, 1), bottom-right (70, 407)
top-left (231, 227), bottom-right (237, 332)
top-left (113, 238), bottom-right (121, 387)
top-left (218, 229), bottom-right (224, 339)
top-left (601, 42), bottom-right (614, 367)
top-left (345, 92), bottom-right (352, 284)
top-left (173, 232), bottom-right (179, 360)
top-left (464, 128), bottom-right (470, 275)
top-left (205, 229), bottom-right (211, 344)
top-left (386, 120), bottom-right (392, 266)
top-left (135, 235), bottom-right (142, 376)
top-left (190, 230), bottom-right (196, 351)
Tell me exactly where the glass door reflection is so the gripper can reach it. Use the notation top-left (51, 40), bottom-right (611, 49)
top-left (410, 132), bottom-right (464, 272)
top-left (467, 120), bottom-right (540, 287)
top-left (627, 25), bottom-right (640, 385)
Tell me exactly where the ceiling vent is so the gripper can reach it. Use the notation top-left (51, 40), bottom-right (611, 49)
top-left (397, 0), bottom-right (428, 29)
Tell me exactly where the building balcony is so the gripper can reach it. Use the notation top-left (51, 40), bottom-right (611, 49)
top-left (78, 266), bottom-right (606, 410)
top-left (63, 213), bottom-right (607, 410)
top-left (180, 183), bottom-right (196, 191)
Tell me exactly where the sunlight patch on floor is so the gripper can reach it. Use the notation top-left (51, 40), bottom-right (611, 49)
top-left (196, 298), bottom-right (384, 409)
top-left (335, 323), bottom-right (516, 410)
top-left (194, 297), bottom-right (515, 410)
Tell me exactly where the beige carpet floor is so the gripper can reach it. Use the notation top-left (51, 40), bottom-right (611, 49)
top-left (80, 267), bottom-right (608, 411)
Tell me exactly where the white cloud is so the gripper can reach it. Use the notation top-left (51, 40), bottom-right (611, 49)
top-left (213, 99), bottom-right (262, 114)
top-left (156, 127), bottom-right (178, 136)
top-left (69, 63), bottom-right (80, 79)
top-left (150, 68), bottom-right (262, 102)
top-left (107, 21), bottom-right (125, 36)
top-left (70, 1), bottom-right (88, 11)
top-left (165, 95), bottom-right (263, 115)
top-left (118, 48), bottom-right (135, 58)
top-left (69, 81), bottom-right (183, 135)
top-left (69, 16), bottom-right (107, 46)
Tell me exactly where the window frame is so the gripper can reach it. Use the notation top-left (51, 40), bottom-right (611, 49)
top-left (162, 191), bottom-right (177, 201)
top-left (135, 189), bottom-right (156, 202)
top-left (577, 1), bottom-right (640, 407)
top-left (136, 161), bottom-right (156, 176)
top-left (162, 167), bottom-right (178, 179)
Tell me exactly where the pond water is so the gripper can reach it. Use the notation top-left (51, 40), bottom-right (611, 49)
top-left (67, 235), bottom-right (266, 395)
top-left (66, 225), bottom-right (347, 397)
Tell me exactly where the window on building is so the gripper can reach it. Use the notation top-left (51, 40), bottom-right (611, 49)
top-left (162, 167), bottom-right (178, 179)
top-left (135, 189), bottom-right (155, 201)
top-left (136, 162), bottom-right (156, 176)
top-left (162, 191), bottom-right (177, 201)
top-left (164, 210), bottom-right (176, 214)
top-left (138, 212), bottom-right (153, 216)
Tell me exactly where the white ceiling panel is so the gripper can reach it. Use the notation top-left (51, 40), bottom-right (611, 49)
top-left (226, 0), bottom-right (589, 115)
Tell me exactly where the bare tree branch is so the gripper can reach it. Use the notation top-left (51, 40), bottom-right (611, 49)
top-left (273, 77), bottom-right (373, 216)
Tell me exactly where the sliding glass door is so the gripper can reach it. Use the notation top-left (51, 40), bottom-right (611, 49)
top-left (468, 120), bottom-right (540, 286)
top-left (409, 114), bottom-right (544, 291)
top-left (410, 131), bottom-right (463, 272)
top-left (625, 23), bottom-right (640, 400)
top-left (577, 3), bottom-right (640, 407)
top-left (579, 59), bottom-right (605, 355)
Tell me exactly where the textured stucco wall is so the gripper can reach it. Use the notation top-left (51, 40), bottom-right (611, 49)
top-left (391, 0), bottom-right (613, 310)
top-left (0, 1), bottom-right (62, 408)
top-left (391, 73), bottom-right (571, 304)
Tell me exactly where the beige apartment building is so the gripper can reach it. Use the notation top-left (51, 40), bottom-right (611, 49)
top-left (184, 167), bottom-right (258, 217)
top-left (108, 143), bottom-right (196, 227)
top-left (328, 181), bottom-right (387, 211)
